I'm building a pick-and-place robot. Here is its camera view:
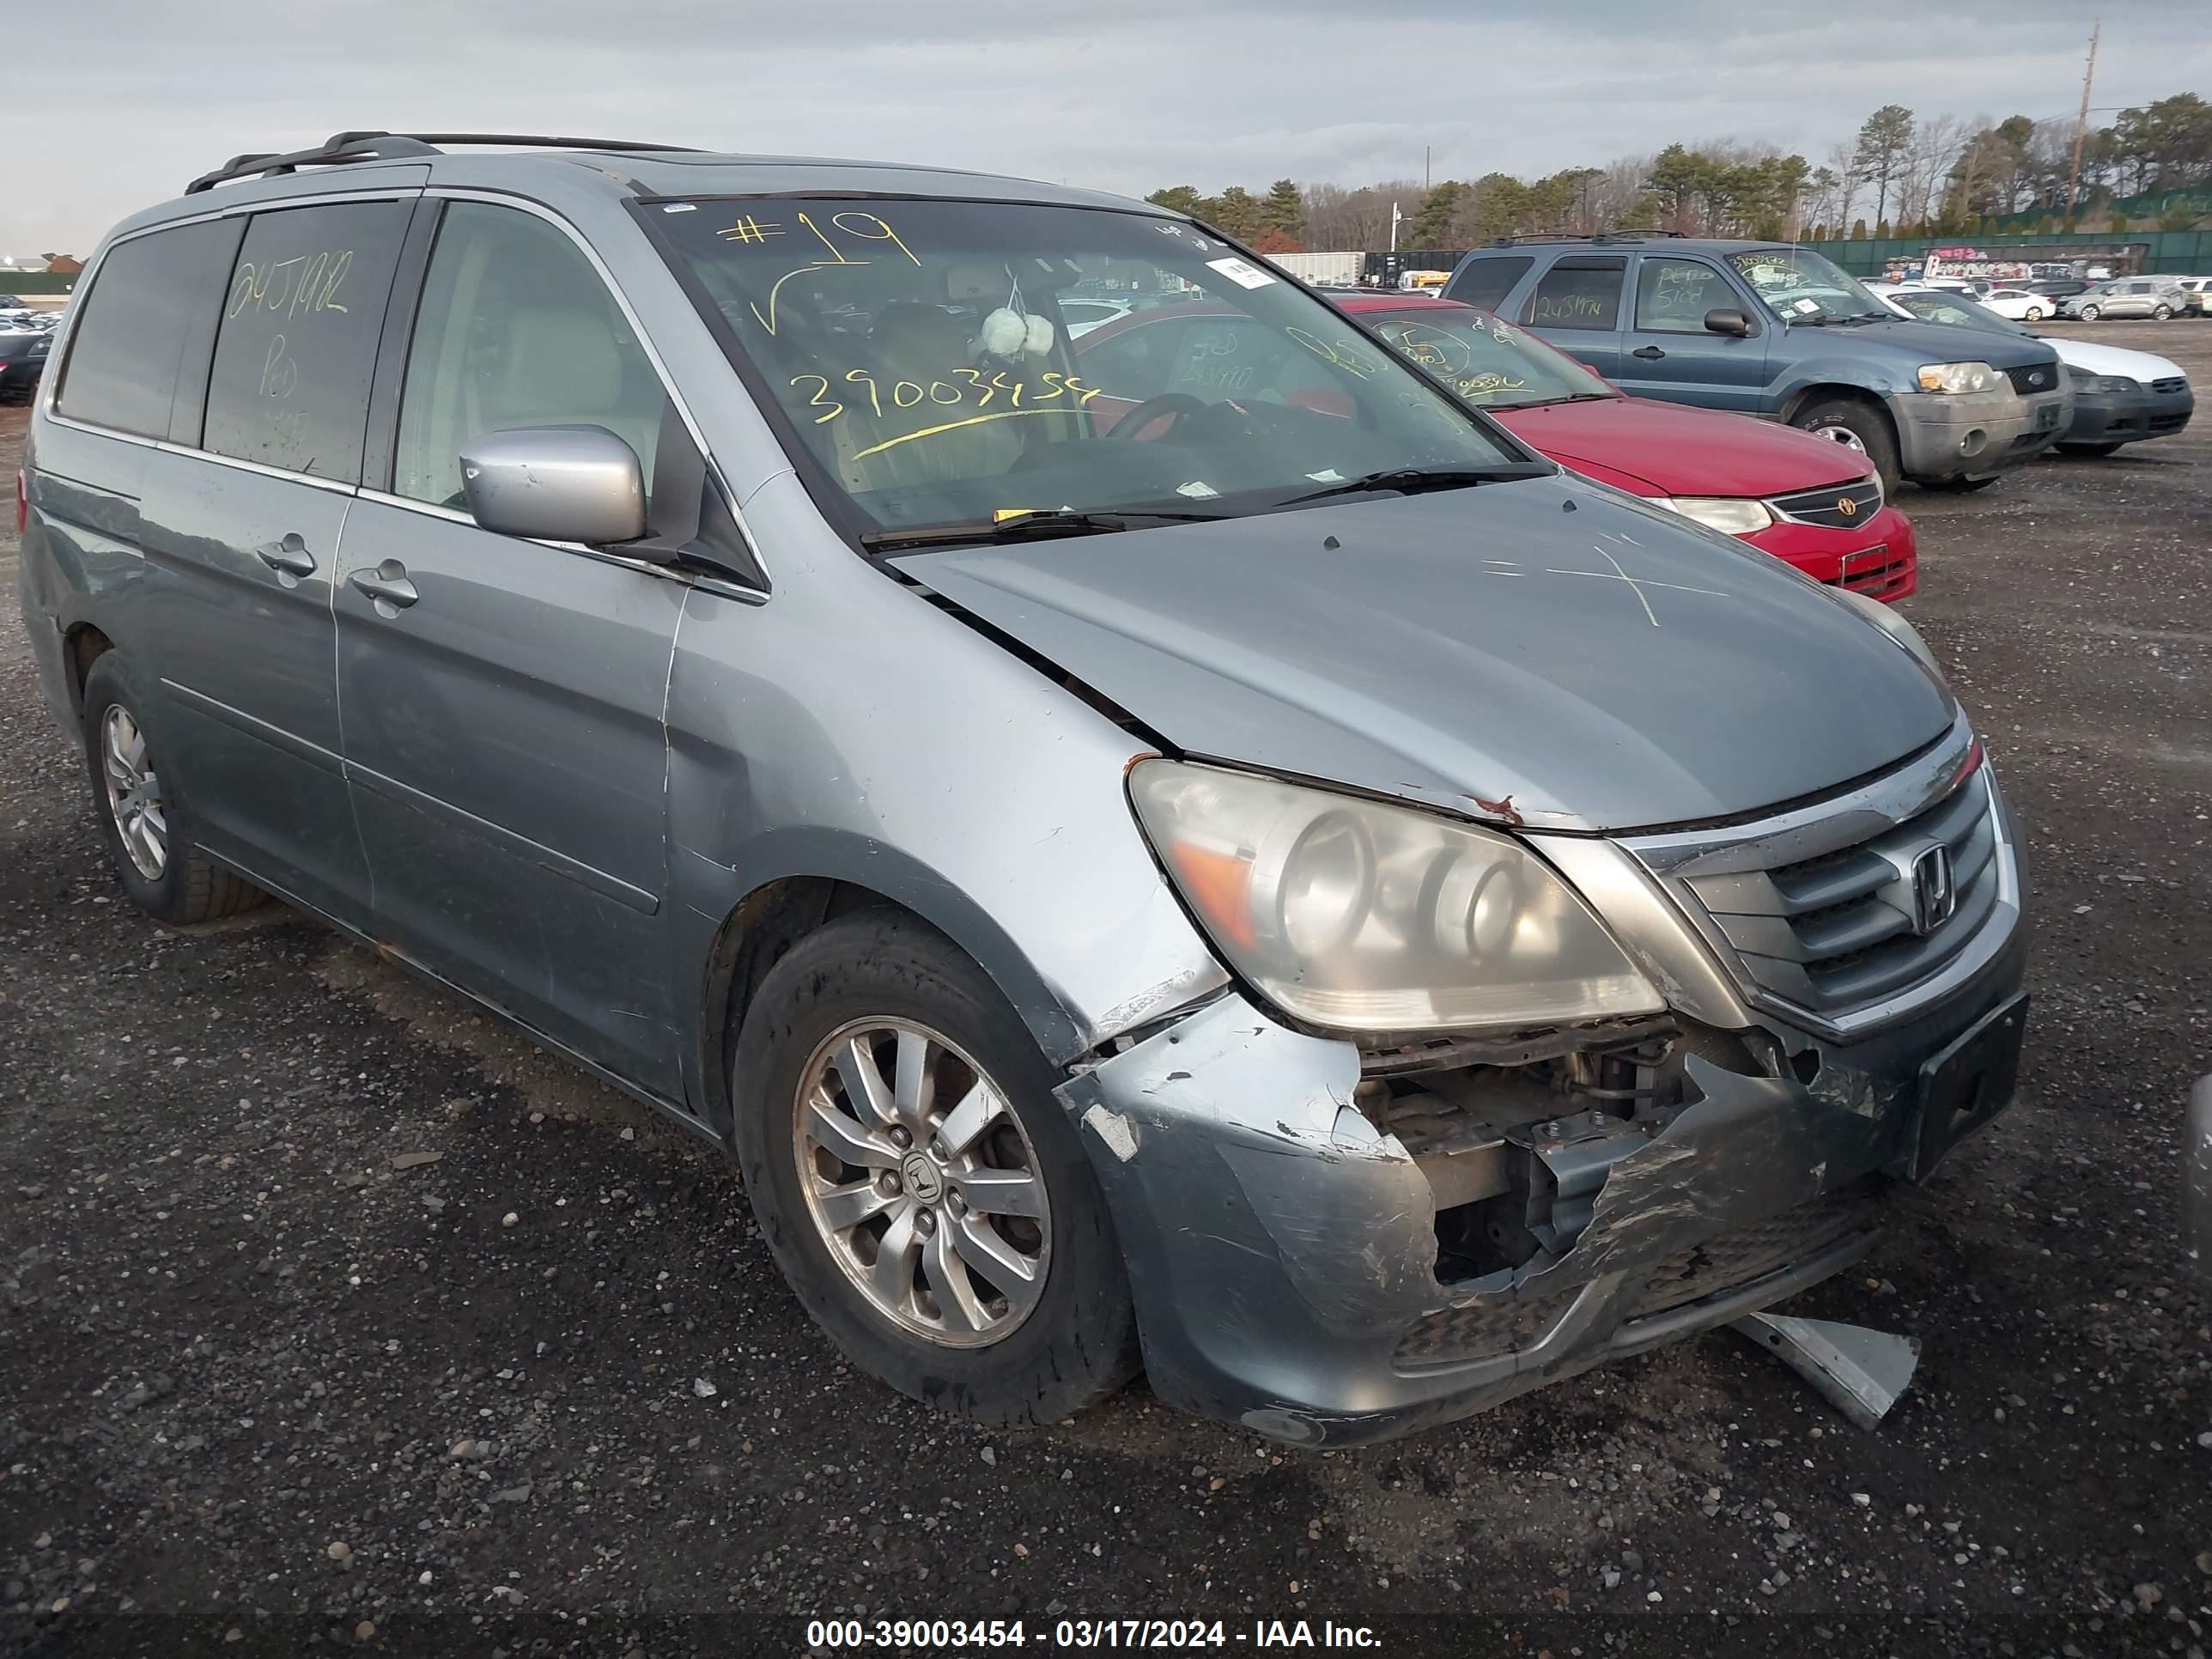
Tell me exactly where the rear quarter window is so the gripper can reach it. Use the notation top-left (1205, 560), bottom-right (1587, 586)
top-left (202, 200), bottom-right (411, 483)
top-left (57, 218), bottom-right (245, 440)
top-left (1443, 255), bottom-right (1533, 312)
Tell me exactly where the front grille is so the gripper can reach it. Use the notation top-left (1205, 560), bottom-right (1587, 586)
top-left (1771, 478), bottom-right (1884, 529)
top-left (1392, 1192), bottom-right (1883, 1368)
top-left (1672, 771), bottom-right (1999, 1015)
top-left (2152, 377), bottom-right (2187, 396)
top-left (2003, 363), bottom-right (2058, 396)
top-left (1394, 1287), bottom-right (1573, 1369)
top-left (1830, 545), bottom-right (1911, 602)
top-left (1628, 1192), bottom-right (1881, 1321)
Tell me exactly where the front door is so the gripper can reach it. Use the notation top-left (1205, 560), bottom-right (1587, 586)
top-left (1613, 254), bottom-right (1771, 415)
top-left (333, 199), bottom-right (685, 1094)
top-left (137, 198), bottom-right (416, 922)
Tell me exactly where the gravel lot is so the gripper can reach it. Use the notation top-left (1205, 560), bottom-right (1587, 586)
top-left (4, 322), bottom-right (2210, 1658)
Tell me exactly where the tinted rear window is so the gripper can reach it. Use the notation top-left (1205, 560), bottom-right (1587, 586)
top-left (57, 219), bottom-right (243, 439)
top-left (203, 200), bottom-right (410, 482)
top-left (1444, 255), bottom-right (1533, 312)
top-left (1524, 258), bottom-right (1626, 331)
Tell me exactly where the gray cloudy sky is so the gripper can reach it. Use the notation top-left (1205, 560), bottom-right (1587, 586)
top-left (7, 0), bottom-right (2207, 254)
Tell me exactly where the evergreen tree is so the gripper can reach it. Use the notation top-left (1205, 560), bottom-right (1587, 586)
top-left (1260, 179), bottom-right (1305, 239)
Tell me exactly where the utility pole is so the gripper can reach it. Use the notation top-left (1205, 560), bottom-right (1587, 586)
top-left (2065, 21), bottom-right (2100, 219)
top-left (1424, 147), bottom-right (1431, 191)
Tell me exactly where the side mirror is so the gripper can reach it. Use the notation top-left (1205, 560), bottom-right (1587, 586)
top-left (1704, 308), bottom-right (1753, 337)
top-left (459, 426), bottom-right (647, 547)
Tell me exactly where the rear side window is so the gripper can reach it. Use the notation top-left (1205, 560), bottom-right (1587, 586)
top-left (203, 200), bottom-right (411, 483)
top-left (1444, 255), bottom-right (1533, 312)
top-left (57, 218), bottom-right (244, 440)
top-left (1524, 258), bottom-right (1626, 331)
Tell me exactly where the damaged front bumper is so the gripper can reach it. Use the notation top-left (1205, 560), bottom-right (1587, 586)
top-left (1057, 769), bottom-right (2029, 1447)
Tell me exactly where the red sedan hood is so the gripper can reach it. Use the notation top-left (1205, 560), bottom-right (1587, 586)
top-left (1498, 396), bottom-right (1870, 497)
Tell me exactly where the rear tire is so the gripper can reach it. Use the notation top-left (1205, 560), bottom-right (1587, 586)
top-left (1791, 396), bottom-right (1900, 494)
top-left (79, 654), bottom-right (268, 925)
top-left (731, 909), bottom-right (1140, 1428)
top-left (2152, 304), bottom-right (2173, 321)
top-left (2023, 306), bottom-right (2045, 320)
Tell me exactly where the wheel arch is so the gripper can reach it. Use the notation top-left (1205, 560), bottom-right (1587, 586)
top-left (1778, 380), bottom-right (1896, 430)
top-left (62, 622), bottom-right (115, 720)
top-left (691, 845), bottom-right (1097, 1139)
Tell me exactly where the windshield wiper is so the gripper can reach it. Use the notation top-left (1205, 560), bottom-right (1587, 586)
top-left (1274, 462), bottom-right (1553, 507)
top-left (1504, 392), bottom-right (1615, 410)
top-left (860, 507), bottom-right (1225, 551)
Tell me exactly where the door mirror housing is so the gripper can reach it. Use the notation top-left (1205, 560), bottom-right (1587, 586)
top-left (1704, 308), bottom-right (1753, 338)
top-left (459, 426), bottom-right (647, 547)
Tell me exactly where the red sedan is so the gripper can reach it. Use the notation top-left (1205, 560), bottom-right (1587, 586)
top-left (1074, 294), bottom-right (1915, 603)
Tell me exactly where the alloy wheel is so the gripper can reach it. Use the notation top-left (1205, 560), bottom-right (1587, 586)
top-left (793, 1018), bottom-right (1051, 1348)
top-left (100, 705), bottom-right (168, 879)
top-left (1813, 424), bottom-right (1869, 455)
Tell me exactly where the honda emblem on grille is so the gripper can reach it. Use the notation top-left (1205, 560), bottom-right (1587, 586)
top-left (1838, 495), bottom-right (1858, 518)
top-left (1911, 845), bottom-right (1957, 934)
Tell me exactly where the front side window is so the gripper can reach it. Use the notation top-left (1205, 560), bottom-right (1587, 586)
top-left (1361, 307), bottom-right (1614, 410)
top-left (58, 219), bottom-right (242, 441)
top-left (1522, 258), bottom-right (1626, 331)
top-left (1632, 258), bottom-right (1737, 333)
top-left (1726, 248), bottom-right (1889, 325)
top-left (204, 201), bottom-right (410, 482)
top-left (396, 203), bottom-right (669, 510)
top-left (646, 198), bottom-right (1516, 537)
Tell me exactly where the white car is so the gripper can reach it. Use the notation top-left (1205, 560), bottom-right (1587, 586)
top-left (1874, 286), bottom-right (2192, 455)
top-left (1973, 287), bottom-right (2057, 321)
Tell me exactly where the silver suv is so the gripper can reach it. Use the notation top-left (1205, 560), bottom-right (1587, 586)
top-left (17, 133), bottom-right (2031, 1446)
top-left (2063, 276), bottom-right (2188, 320)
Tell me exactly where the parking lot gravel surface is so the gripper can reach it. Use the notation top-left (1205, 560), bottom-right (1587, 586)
top-left (3, 320), bottom-right (2210, 1658)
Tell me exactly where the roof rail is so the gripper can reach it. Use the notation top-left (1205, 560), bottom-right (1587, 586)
top-left (1484, 231), bottom-right (1686, 247)
top-left (185, 131), bottom-right (702, 195)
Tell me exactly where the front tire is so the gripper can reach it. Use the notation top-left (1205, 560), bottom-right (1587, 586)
top-left (2058, 440), bottom-right (2125, 456)
top-left (2079, 303), bottom-right (2102, 321)
top-left (1926, 474), bottom-right (2001, 492)
top-left (731, 910), bottom-right (1139, 1427)
top-left (79, 654), bottom-right (267, 925)
top-left (1791, 395), bottom-right (1901, 493)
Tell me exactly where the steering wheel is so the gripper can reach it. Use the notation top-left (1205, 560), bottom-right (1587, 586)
top-left (1105, 392), bottom-right (1208, 441)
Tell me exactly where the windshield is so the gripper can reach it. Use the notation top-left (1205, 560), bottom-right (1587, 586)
top-left (1887, 290), bottom-right (2022, 337)
top-left (1355, 305), bottom-right (1615, 410)
top-left (647, 198), bottom-right (1519, 536)
top-left (1727, 247), bottom-right (1888, 324)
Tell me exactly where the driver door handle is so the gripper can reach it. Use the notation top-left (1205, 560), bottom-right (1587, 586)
top-left (1632, 345), bottom-right (1667, 360)
top-left (349, 561), bottom-right (419, 612)
top-left (254, 534), bottom-right (317, 577)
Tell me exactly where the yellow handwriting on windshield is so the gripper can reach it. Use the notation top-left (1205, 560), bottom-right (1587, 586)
top-left (1285, 327), bottom-right (1380, 380)
top-left (731, 210), bottom-right (924, 336)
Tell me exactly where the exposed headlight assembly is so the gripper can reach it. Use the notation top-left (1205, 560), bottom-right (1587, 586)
top-left (1917, 361), bottom-right (2003, 394)
top-left (1128, 761), bottom-right (1663, 1038)
top-left (1651, 495), bottom-right (1774, 536)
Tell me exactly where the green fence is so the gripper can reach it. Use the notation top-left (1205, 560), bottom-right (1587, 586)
top-left (1815, 229), bottom-right (2212, 276)
top-left (0, 272), bottom-right (76, 296)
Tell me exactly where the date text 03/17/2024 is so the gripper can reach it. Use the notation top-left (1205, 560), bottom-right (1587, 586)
top-left (804, 1619), bottom-right (1384, 1650)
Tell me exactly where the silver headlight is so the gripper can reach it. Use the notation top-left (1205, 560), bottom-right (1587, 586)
top-left (1653, 496), bottom-right (1775, 536)
top-left (1916, 361), bottom-right (2003, 394)
top-left (1129, 760), bottom-right (1663, 1038)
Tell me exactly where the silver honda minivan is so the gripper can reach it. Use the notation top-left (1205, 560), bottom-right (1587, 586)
top-left (17, 134), bottom-right (2029, 1446)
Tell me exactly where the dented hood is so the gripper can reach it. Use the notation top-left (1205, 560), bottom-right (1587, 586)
top-left (896, 475), bottom-right (1954, 832)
